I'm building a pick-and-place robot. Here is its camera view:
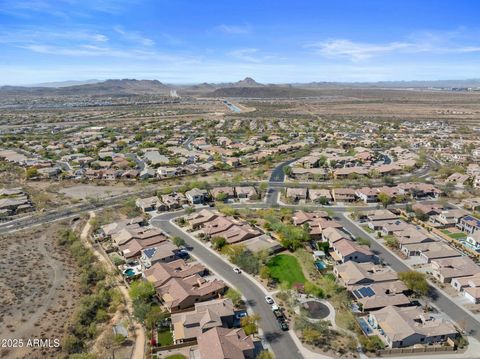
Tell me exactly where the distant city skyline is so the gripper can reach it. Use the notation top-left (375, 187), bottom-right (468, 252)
top-left (1, 0), bottom-right (480, 85)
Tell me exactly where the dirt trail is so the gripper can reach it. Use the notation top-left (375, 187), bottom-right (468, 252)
top-left (80, 212), bottom-right (146, 359)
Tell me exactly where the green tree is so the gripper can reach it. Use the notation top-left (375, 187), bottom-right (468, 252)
top-left (224, 288), bottom-right (243, 307)
top-left (145, 306), bottom-right (168, 330)
top-left (172, 236), bottom-right (186, 247)
top-left (398, 271), bottom-right (429, 297)
top-left (212, 237), bottom-right (227, 250)
top-left (129, 281), bottom-right (155, 302)
top-left (241, 314), bottom-right (260, 335)
top-left (378, 192), bottom-right (392, 208)
top-left (259, 266), bottom-right (271, 280)
top-left (25, 167), bottom-right (38, 179)
top-left (215, 192), bottom-right (229, 202)
top-left (257, 350), bottom-right (275, 359)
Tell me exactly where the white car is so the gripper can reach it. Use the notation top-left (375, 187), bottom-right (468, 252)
top-left (265, 296), bottom-right (275, 305)
top-left (233, 267), bottom-right (241, 274)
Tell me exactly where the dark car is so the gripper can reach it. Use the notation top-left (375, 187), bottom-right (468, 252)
top-left (278, 318), bottom-right (289, 331)
top-left (273, 309), bottom-right (285, 320)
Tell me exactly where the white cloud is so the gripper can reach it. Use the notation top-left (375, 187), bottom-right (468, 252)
top-left (310, 39), bottom-right (411, 60)
top-left (114, 26), bottom-right (154, 46)
top-left (308, 33), bottom-right (480, 61)
top-left (214, 24), bottom-right (251, 35)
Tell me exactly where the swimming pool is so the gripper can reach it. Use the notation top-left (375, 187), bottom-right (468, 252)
top-left (314, 260), bottom-right (327, 270)
top-left (124, 268), bottom-right (136, 277)
top-left (358, 318), bottom-right (373, 335)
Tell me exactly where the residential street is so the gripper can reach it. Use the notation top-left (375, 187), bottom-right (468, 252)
top-left (335, 212), bottom-right (480, 339)
top-left (150, 210), bottom-right (304, 359)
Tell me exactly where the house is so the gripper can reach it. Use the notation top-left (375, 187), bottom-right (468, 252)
top-left (375, 220), bottom-right (410, 235)
top-left (292, 210), bottom-right (329, 226)
top-left (157, 166), bottom-right (179, 177)
top-left (144, 150), bottom-right (169, 166)
top-left (457, 215), bottom-right (480, 234)
top-left (212, 224), bottom-right (261, 244)
top-left (210, 187), bottom-right (235, 201)
top-left (417, 242), bottom-right (461, 263)
top-left (350, 280), bottom-right (409, 312)
top-left (359, 209), bottom-right (398, 223)
top-left (171, 298), bottom-right (235, 344)
top-left (398, 183), bottom-right (440, 199)
top-left (412, 203), bottom-right (444, 217)
top-left (446, 173), bottom-right (470, 188)
top-left (451, 272), bottom-right (480, 291)
top-left (203, 216), bottom-right (236, 237)
top-left (334, 261), bottom-right (399, 287)
top-left (188, 209), bottom-right (218, 230)
top-left (235, 186), bottom-right (257, 200)
top-left (330, 238), bottom-right (375, 263)
top-left (157, 276), bottom-right (227, 312)
top-left (465, 232), bottom-right (480, 252)
top-left (185, 188), bottom-right (208, 205)
top-left (285, 188), bottom-right (308, 202)
top-left (431, 256), bottom-right (480, 283)
top-left (334, 167), bottom-right (368, 179)
top-left (196, 327), bottom-right (255, 359)
top-left (143, 259), bottom-right (206, 288)
top-left (119, 234), bottom-right (168, 260)
top-left (332, 188), bottom-right (357, 203)
top-left (139, 167), bottom-right (156, 179)
top-left (368, 306), bottom-right (457, 348)
top-left (135, 196), bottom-right (162, 212)
top-left (464, 287), bottom-right (480, 304)
top-left (394, 226), bottom-right (437, 247)
top-left (140, 241), bottom-right (180, 268)
top-left (112, 227), bottom-right (165, 247)
top-left (308, 189), bottom-right (333, 203)
top-left (431, 209), bottom-right (467, 228)
top-left (161, 192), bottom-right (187, 210)
top-left (355, 187), bottom-right (379, 203)
top-left (322, 227), bottom-right (349, 245)
top-left (97, 217), bottom-right (145, 240)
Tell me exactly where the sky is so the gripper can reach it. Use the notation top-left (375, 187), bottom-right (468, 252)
top-left (1, 0), bottom-right (480, 85)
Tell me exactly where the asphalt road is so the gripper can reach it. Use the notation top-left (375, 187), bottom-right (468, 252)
top-left (265, 159), bottom-right (298, 206)
top-left (150, 211), bottom-right (303, 359)
top-left (0, 189), bottom-right (155, 234)
top-left (335, 211), bottom-right (480, 339)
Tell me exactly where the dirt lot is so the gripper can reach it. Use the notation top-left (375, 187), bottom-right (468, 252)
top-left (0, 222), bottom-right (81, 359)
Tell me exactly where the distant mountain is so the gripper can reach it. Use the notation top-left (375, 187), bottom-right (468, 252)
top-left (3, 77), bottom-right (480, 98)
top-left (295, 79), bottom-right (480, 89)
top-left (206, 85), bottom-right (317, 98)
top-left (231, 77), bottom-right (264, 87)
top-left (0, 79), bottom-right (170, 96)
top-left (29, 79), bottom-right (101, 88)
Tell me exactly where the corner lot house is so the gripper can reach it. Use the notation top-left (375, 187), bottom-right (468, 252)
top-left (431, 256), bottom-right (480, 283)
top-left (196, 327), bottom-right (255, 359)
top-left (171, 298), bottom-right (235, 344)
top-left (368, 306), bottom-right (457, 348)
top-left (185, 188), bottom-right (208, 204)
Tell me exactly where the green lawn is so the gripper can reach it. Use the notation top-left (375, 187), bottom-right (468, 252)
top-left (157, 329), bottom-right (173, 346)
top-left (361, 225), bottom-right (375, 233)
top-left (165, 355), bottom-right (186, 359)
top-left (441, 230), bottom-right (467, 240)
top-left (267, 254), bottom-right (306, 286)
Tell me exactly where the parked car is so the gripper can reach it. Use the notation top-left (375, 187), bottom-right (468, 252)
top-left (273, 309), bottom-right (285, 320)
top-left (233, 267), bottom-right (241, 274)
top-left (235, 312), bottom-right (248, 320)
top-left (265, 296), bottom-right (274, 305)
top-left (278, 318), bottom-right (289, 331)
